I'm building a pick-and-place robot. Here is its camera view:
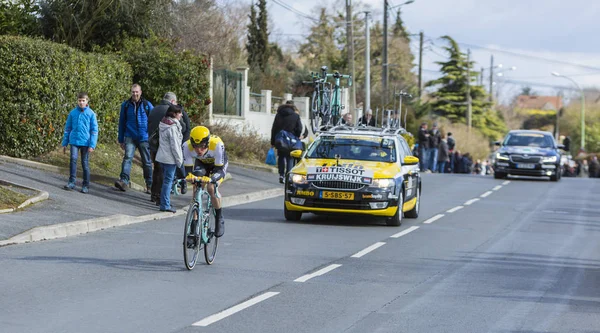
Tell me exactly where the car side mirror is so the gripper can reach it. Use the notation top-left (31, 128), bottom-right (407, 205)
top-left (557, 144), bottom-right (565, 150)
top-left (403, 156), bottom-right (419, 165)
top-left (290, 150), bottom-right (303, 159)
top-left (494, 141), bottom-right (501, 146)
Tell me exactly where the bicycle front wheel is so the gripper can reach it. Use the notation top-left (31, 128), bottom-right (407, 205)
top-left (204, 207), bottom-right (219, 265)
top-left (183, 203), bottom-right (201, 270)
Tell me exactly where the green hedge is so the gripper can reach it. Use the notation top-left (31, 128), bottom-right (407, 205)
top-left (118, 35), bottom-right (211, 125)
top-left (0, 35), bottom-right (131, 158)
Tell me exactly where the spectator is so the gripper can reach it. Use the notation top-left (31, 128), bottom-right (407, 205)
top-left (359, 109), bottom-right (376, 126)
top-left (115, 84), bottom-right (154, 193)
top-left (589, 156), bottom-right (599, 178)
top-left (388, 110), bottom-right (400, 128)
top-left (155, 104), bottom-right (184, 213)
top-left (447, 132), bottom-right (456, 172)
top-left (453, 150), bottom-right (462, 173)
top-left (473, 159), bottom-right (483, 175)
top-left (61, 92), bottom-right (99, 194)
top-left (437, 134), bottom-right (449, 173)
top-left (417, 122), bottom-right (430, 171)
top-left (148, 92), bottom-right (179, 204)
top-left (342, 112), bottom-right (354, 126)
top-left (428, 122), bottom-right (441, 172)
top-left (271, 100), bottom-right (303, 183)
top-left (461, 153), bottom-right (473, 174)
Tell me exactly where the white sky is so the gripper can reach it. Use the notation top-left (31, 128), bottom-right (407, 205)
top-left (263, 0), bottom-right (600, 103)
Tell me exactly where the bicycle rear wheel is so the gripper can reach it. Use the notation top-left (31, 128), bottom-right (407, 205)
top-left (183, 203), bottom-right (201, 270)
top-left (204, 206), bottom-right (218, 265)
top-left (310, 89), bottom-right (321, 133)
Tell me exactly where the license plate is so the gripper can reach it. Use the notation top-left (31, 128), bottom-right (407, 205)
top-left (321, 191), bottom-right (354, 200)
top-left (517, 163), bottom-right (535, 169)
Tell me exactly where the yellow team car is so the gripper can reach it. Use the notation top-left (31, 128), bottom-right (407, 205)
top-left (284, 126), bottom-right (421, 226)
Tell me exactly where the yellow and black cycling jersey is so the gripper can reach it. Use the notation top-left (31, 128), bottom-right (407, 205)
top-left (183, 135), bottom-right (228, 182)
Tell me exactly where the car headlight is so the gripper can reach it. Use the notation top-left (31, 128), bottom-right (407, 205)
top-left (541, 156), bottom-right (557, 163)
top-left (496, 153), bottom-right (509, 161)
top-left (290, 173), bottom-right (307, 184)
top-left (371, 178), bottom-right (394, 188)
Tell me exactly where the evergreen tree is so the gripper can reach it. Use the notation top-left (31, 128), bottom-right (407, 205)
top-left (246, 0), bottom-right (269, 72)
top-left (392, 9), bottom-right (409, 40)
top-left (425, 36), bottom-right (505, 139)
top-left (298, 8), bottom-right (345, 71)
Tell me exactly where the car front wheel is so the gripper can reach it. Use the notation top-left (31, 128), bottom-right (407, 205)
top-left (386, 191), bottom-right (403, 226)
top-left (284, 204), bottom-right (302, 221)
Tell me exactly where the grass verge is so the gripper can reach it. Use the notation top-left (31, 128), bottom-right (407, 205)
top-left (0, 186), bottom-right (28, 210)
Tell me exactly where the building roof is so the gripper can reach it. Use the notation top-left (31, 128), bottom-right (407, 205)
top-left (516, 95), bottom-right (563, 110)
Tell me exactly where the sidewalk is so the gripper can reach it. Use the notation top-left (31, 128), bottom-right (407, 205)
top-left (0, 156), bottom-right (282, 246)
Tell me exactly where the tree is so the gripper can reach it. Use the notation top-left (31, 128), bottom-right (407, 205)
top-left (520, 86), bottom-right (536, 96)
top-left (425, 36), bottom-right (505, 139)
top-left (0, 0), bottom-right (40, 36)
top-left (298, 8), bottom-right (345, 72)
top-left (246, 0), bottom-right (269, 72)
top-left (38, 0), bottom-right (172, 51)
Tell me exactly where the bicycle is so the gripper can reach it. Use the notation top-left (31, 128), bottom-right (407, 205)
top-left (183, 177), bottom-right (219, 269)
top-left (303, 66), bottom-right (331, 133)
top-left (326, 71), bottom-right (352, 128)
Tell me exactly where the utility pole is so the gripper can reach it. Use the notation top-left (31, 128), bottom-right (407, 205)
top-left (467, 49), bottom-right (472, 133)
top-left (382, 0), bottom-right (388, 109)
top-left (365, 11), bottom-right (371, 122)
top-left (418, 31), bottom-right (423, 98)
top-left (480, 67), bottom-right (484, 86)
top-left (346, 0), bottom-right (356, 120)
top-left (489, 54), bottom-right (494, 102)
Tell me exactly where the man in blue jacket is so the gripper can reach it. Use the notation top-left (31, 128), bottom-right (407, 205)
top-left (62, 92), bottom-right (99, 193)
top-left (115, 84), bottom-right (154, 192)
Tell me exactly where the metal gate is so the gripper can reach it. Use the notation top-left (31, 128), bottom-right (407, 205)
top-left (213, 69), bottom-right (242, 116)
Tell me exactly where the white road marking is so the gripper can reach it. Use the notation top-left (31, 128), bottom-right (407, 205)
top-left (351, 242), bottom-right (386, 258)
top-left (481, 191), bottom-right (493, 198)
top-left (502, 180), bottom-right (511, 185)
top-left (446, 206), bottom-right (464, 213)
top-left (423, 214), bottom-right (444, 224)
top-left (464, 198), bottom-right (480, 206)
top-left (192, 292), bottom-right (280, 327)
top-left (493, 185), bottom-right (502, 191)
top-left (294, 264), bottom-right (342, 283)
top-left (390, 226), bottom-right (420, 238)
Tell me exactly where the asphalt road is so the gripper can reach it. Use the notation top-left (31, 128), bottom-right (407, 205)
top-left (1, 174), bottom-right (599, 333)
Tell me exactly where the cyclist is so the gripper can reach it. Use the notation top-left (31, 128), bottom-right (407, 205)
top-left (183, 126), bottom-right (227, 238)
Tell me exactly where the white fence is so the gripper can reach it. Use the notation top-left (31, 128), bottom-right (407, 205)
top-left (208, 66), bottom-right (349, 140)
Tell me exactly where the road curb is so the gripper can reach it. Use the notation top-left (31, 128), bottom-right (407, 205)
top-left (0, 187), bottom-right (282, 247)
top-left (0, 180), bottom-right (49, 214)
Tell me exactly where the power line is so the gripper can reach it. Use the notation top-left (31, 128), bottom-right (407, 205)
top-left (423, 34), bottom-right (600, 71)
top-left (271, 0), bottom-right (319, 23)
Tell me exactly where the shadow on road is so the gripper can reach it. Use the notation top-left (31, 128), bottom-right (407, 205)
top-left (16, 256), bottom-right (186, 272)
top-left (227, 207), bottom-right (389, 227)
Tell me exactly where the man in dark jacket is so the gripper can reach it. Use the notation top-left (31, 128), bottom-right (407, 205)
top-left (271, 101), bottom-right (303, 183)
top-left (148, 92), bottom-right (178, 203)
top-left (447, 132), bottom-right (456, 172)
top-left (437, 135), bottom-right (450, 173)
top-left (115, 84), bottom-right (154, 192)
top-left (417, 122), bottom-right (430, 171)
top-left (428, 122), bottom-right (441, 172)
top-left (359, 109), bottom-right (376, 126)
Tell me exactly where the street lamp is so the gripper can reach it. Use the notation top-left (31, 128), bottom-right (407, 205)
top-left (390, 0), bottom-right (415, 9)
top-left (552, 72), bottom-right (586, 150)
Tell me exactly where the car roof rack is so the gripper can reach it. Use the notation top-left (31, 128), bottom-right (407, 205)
top-left (317, 124), bottom-right (410, 137)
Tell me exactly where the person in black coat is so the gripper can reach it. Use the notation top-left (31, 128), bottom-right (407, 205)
top-left (270, 101), bottom-right (303, 183)
top-left (148, 92), bottom-right (177, 203)
top-left (359, 109), bottom-right (376, 126)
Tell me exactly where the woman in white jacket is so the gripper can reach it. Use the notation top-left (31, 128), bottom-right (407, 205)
top-left (155, 104), bottom-right (183, 213)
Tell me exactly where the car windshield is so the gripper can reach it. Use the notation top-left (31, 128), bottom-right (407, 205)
top-left (503, 133), bottom-right (555, 148)
top-left (306, 136), bottom-right (396, 162)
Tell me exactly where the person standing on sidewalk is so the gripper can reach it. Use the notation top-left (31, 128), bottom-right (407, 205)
top-left (417, 122), bottom-right (430, 171)
top-left (155, 104), bottom-right (183, 213)
top-left (61, 92), bottom-right (99, 193)
top-left (428, 122), bottom-right (441, 172)
top-left (437, 134), bottom-right (449, 174)
top-left (115, 84), bottom-right (154, 192)
top-left (447, 132), bottom-right (456, 173)
top-left (270, 100), bottom-right (303, 184)
top-left (148, 92), bottom-right (177, 204)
